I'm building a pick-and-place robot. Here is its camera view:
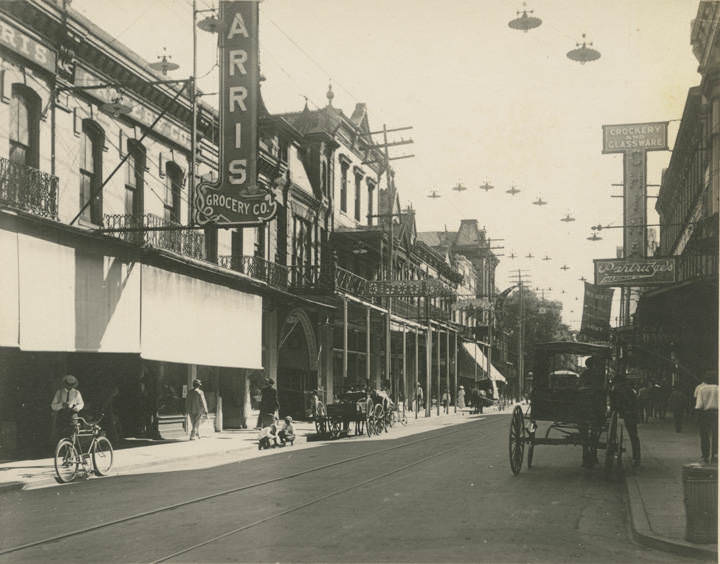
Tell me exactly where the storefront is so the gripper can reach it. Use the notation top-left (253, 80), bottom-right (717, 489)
top-left (0, 219), bottom-right (265, 455)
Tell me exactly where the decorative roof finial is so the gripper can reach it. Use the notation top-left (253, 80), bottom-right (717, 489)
top-left (326, 81), bottom-right (334, 106)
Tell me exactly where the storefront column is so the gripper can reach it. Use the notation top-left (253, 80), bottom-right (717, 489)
top-left (323, 318), bottom-right (333, 405)
top-left (436, 330), bottom-right (441, 416)
top-left (445, 330), bottom-right (450, 413)
top-left (402, 324), bottom-right (407, 409)
top-left (414, 327), bottom-right (419, 418)
top-left (343, 297), bottom-right (348, 382)
top-left (453, 332), bottom-right (458, 413)
top-left (366, 307), bottom-right (371, 387)
top-left (385, 311), bottom-right (391, 389)
top-left (425, 326), bottom-right (432, 417)
top-left (263, 309), bottom-right (278, 384)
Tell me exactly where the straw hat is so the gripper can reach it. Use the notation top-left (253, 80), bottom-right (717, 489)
top-left (63, 374), bottom-right (78, 387)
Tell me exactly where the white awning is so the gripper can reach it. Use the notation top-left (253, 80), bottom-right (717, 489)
top-left (141, 265), bottom-right (262, 369)
top-left (462, 341), bottom-right (507, 383)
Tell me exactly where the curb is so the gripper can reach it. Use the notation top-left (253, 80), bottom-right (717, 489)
top-left (0, 412), bottom-right (491, 494)
top-left (0, 481), bottom-right (23, 494)
top-left (623, 471), bottom-right (717, 560)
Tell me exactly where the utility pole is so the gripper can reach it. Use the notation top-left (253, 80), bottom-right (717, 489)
top-left (362, 124), bottom-right (413, 400)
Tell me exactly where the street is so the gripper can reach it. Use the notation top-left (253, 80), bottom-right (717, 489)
top-left (1, 416), bottom-right (678, 563)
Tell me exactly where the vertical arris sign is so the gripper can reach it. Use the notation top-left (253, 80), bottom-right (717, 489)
top-left (194, 0), bottom-right (277, 226)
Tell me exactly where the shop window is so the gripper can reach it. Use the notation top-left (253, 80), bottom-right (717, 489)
top-left (164, 161), bottom-right (183, 223)
top-left (9, 84), bottom-right (40, 168)
top-left (79, 120), bottom-right (104, 224)
top-left (125, 140), bottom-right (145, 219)
top-left (354, 172), bottom-right (362, 221)
top-left (340, 161), bottom-right (348, 212)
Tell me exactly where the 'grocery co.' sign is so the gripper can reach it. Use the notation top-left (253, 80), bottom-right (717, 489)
top-left (594, 257), bottom-right (677, 287)
top-left (194, 1), bottom-right (276, 226)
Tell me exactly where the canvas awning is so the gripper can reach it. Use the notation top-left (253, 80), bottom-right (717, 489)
top-left (462, 342), bottom-right (507, 384)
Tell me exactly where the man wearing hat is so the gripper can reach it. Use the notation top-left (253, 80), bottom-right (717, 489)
top-left (50, 375), bottom-right (84, 443)
top-left (186, 378), bottom-right (208, 440)
top-left (259, 378), bottom-right (280, 429)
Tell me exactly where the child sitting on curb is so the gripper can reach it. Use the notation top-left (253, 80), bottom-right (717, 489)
top-left (258, 418), bottom-right (280, 450)
top-left (278, 416), bottom-right (296, 446)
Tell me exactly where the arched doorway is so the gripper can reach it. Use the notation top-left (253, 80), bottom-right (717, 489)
top-left (277, 308), bottom-right (318, 420)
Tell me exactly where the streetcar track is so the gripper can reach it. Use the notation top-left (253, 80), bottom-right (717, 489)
top-left (0, 417), bottom-right (492, 557)
top-left (150, 444), bottom-right (461, 563)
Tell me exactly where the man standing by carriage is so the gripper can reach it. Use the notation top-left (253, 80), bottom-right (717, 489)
top-left (611, 368), bottom-right (641, 467)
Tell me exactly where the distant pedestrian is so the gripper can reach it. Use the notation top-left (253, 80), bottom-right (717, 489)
top-left (186, 378), bottom-right (208, 440)
top-left (441, 390), bottom-right (449, 414)
top-left (415, 383), bottom-right (424, 413)
top-left (457, 385), bottom-right (466, 411)
top-left (259, 378), bottom-right (280, 429)
top-left (694, 371), bottom-right (718, 464)
top-left (611, 371), bottom-right (641, 467)
top-left (667, 386), bottom-right (687, 433)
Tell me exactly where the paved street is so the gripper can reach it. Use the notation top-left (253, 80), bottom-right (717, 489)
top-left (1, 416), bottom-right (680, 563)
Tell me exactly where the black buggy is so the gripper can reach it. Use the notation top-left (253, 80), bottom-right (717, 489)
top-left (508, 341), bottom-right (624, 478)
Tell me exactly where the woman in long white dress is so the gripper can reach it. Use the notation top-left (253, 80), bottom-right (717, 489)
top-left (457, 385), bottom-right (466, 410)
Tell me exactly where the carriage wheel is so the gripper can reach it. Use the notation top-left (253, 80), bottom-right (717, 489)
top-left (374, 405), bottom-right (386, 433)
top-left (509, 406), bottom-right (525, 475)
top-left (604, 411), bottom-right (618, 479)
top-left (330, 418), bottom-right (342, 439)
top-left (314, 417), bottom-right (325, 435)
top-left (366, 416), bottom-right (375, 437)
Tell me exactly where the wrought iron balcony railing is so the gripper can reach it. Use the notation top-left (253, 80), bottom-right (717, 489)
top-left (217, 254), bottom-right (291, 289)
top-left (104, 213), bottom-right (205, 261)
top-left (0, 157), bottom-right (59, 220)
top-left (335, 266), bottom-right (372, 296)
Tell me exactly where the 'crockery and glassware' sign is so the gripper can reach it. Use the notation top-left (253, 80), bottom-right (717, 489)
top-left (602, 122), bottom-right (668, 153)
top-left (593, 257), bottom-right (677, 286)
top-left (194, 0), bottom-right (276, 226)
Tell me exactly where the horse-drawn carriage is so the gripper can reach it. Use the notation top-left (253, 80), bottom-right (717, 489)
top-left (508, 341), bottom-right (624, 478)
top-left (313, 389), bottom-right (405, 439)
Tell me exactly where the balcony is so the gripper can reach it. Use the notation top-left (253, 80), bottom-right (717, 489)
top-left (217, 254), bottom-right (291, 289)
top-left (677, 252), bottom-right (718, 282)
top-left (104, 213), bottom-right (205, 261)
top-left (0, 157), bottom-right (59, 220)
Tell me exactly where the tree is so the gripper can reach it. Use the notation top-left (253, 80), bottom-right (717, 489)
top-left (499, 287), bottom-right (571, 375)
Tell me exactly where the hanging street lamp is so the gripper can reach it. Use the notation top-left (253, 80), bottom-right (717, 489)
top-left (508, 3), bottom-right (542, 32)
top-left (567, 34), bottom-right (601, 64)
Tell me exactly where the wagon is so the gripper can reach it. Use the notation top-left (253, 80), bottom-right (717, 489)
top-left (318, 391), bottom-right (374, 439)
top-left (508, 341), bottom-right (624, 478)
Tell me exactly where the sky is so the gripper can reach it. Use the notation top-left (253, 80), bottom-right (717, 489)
top-left (72, 0), bottom-right (703, 330)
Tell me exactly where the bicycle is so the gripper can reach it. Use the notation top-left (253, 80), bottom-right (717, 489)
top-left (54, 414), bottom-right (114, 483)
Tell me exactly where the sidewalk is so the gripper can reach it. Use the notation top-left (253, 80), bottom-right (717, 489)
top-left (624, 416), bottom-right (718, 560)
top-left (0, 404), bottom-right (508, 493)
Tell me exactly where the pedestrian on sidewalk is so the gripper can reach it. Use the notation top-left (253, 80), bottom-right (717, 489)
top-left (668, 385), bottom-right (687, 433)
top-left (186, 378), bottom-right (208, 440)
top-left (278, 416), bottom-right (295, 445)
top-left (259, 378), bottom-right (280, 429)
top-left (694, 370), bottom-right (718, 464)
top-left (441, 389), bottom-right (449, 414)
top-left (457, 385), bottom-right (465, 412)
top-left (611, 369), bottom-right (641, 467)
top-left (50, 375), bottom-right (84, 445)
top-left (415, 382), bottom-right (424, 413)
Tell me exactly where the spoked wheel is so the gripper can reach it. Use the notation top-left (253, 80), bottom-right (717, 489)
top-left (509, 406), bottom-right (525, 476)
top-left (92, 436), bottom-right (114, 476)
top-left (54, 439), bottom-right (79, 483)
top-left (604, 411), bottom-right (619, 480)
top-left (330, 418), bottom-right (342, 439)
top-left (365, 417), bottom-right (373, 437)
top-left (314, 417), bottom-right (327, 435)
top-left (374, 405), bottom-right (386, 433)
